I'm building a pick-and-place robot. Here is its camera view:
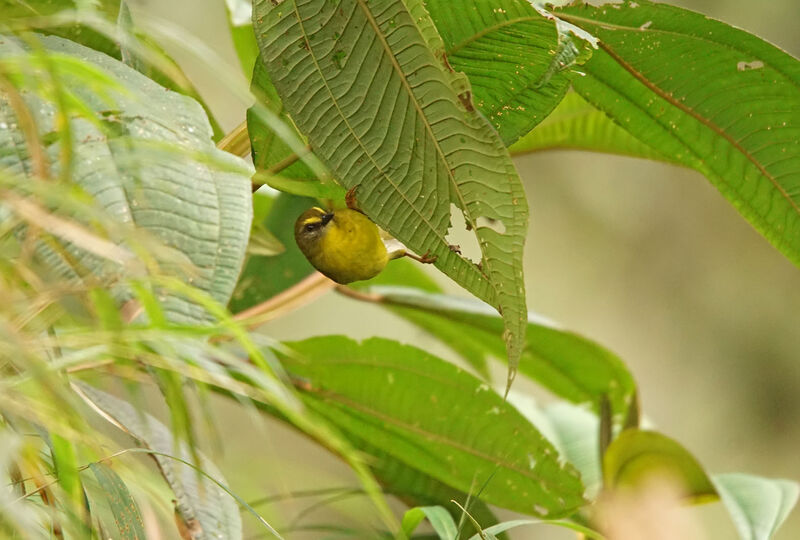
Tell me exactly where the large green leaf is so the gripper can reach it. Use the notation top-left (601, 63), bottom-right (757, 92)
top-left (74, 383), bottom-right (243, 540)
top-left (555, 1), bottom-right (800, 266)
top-left (279, 336), bottom-right (586, 518)
top-left (713, 473), bottom-right (799, 540)
top-left (509, 92), bottom-right (672, 162)
top-left (354, 285), bottom-right (635, 421)
top-left (0, 34), bottom-right (253, 323)
top-left (424, 0), bottom-right (587, 146)
top-left (253, 0), bottom-right (529, 387)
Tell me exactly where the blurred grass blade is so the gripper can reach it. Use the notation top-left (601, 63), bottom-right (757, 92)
top-left (357, 285), bottom-right (636, 422)
top-left (254, 0), bottom-right (530, 392)
top-left (73, 383), bottom-right (245, 540)
top-left (424, 0), bottom-right (591, 145)
top-left (402, 506), bottom-right (457, 540)
top-left (89, 463), bottom-right (146, 540)
top-left (278, 336), bottom-right (585, 518)
top-left (509, 92), bottom-right (672, 162)
top-left (712, 473), bottom-right (799, 540)
top-left (555, 0), bottom-right (800, 267)
top-left (603, 429), bottom-right (717, 503)
top-left (224, 0), bottom-right (258, 76)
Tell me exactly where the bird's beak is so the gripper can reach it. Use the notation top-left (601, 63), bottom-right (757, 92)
top-left (321, 213), bottom-right (334, 226)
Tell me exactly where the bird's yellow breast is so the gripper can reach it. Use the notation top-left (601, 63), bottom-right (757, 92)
top-left (299, 208), bottom-right (388, 284)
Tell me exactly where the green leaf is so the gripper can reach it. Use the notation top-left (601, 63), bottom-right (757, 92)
top-left (467, 518), bottom-right (605, 540)
top-left (224, 0), bottom-right (259, 77)
top-left (712, 473), bottom-right (799, 540)
top-left (359, 286), bottom-right (635, 420)
top-left (254, 0), bottom-right (530, 390)
top-left (603, 429), bottom-right (716, 502)
top-left (425, 0), bottom-right (588, 145)
top-left (279, 336), bottom-right (586, 518)
top-left (74, 383), bottom-right (243, 540)
top-left (402, 506), bottom-right (457, 540)
top-left (523, 402), bottom-right (602, 500)
top-left (229, 193), bottom-right (316, 313)
top-left (556, 0), bottom-right (800, 267)
top-left (89, 463), bottom-right (146, 540)
top-left (255, 172), bottom-right (347, 201)
top-left (349, 439), bottom-right (502, 538)
top-left (247, 58), bottom-right (318, 179)
top-left (509, 92), bottom-right (672, 162)
top-left (0, 34), bottom-right (253, 323)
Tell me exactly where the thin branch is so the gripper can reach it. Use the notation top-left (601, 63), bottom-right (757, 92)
top-left (216, 120), bottom-right (251, 157)
top-left (232, 272), bottom-right (334, 328)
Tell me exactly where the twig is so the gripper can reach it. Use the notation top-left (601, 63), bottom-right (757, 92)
top-left (216, 120), bottom-right (251, 157)
top-left (232, 272), bottom-right (334, 328)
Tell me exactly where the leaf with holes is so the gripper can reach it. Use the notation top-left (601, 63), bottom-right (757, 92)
top-left (0, 34), bottom-right (252, 323)
top-left (554, 0), bottom-right (800, 267)
top-left (253, 0), bottom-right (529, 390)
top-left (424, 0), bottom-right (591, 146)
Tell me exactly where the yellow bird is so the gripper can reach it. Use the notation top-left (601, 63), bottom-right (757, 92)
top-left (294, 206), bottom-right (436, 284)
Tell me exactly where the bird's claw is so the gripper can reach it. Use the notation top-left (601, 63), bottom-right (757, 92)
top-left (345, 185), bottom-right (360, 211)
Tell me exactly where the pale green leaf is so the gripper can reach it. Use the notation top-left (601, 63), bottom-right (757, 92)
top-left (74, 383), bottom-right (244, 540)
top-left (467, 518), bottom-right (605, 540)
top-left (713, 473), bottom-right (799, 540)
top-left (402, 506), bottom-right (457, 540)
top-left (0, 34), bottom-right (253, 323)
top-left (556, 0), bottom-right (800, 266)
top-left (89, 463), bottom-right (146, 540)
top-left (253, 0), bottom-right (529, 389)
top-left (279, 336), bottom-right (586, 518)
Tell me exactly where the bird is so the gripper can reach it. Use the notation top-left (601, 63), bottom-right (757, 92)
top-left (294, 205), bottom-right (436, 284)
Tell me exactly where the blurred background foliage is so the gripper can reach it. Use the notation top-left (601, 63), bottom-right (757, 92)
top-left (1, 0), bottom-right (798, 537)
top-left (137, 0), bottom-right (799, 536)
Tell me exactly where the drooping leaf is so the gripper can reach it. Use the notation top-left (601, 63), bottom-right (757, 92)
top-left (425, 0), bottom-right (590, 145)
top-left (555, 0), bottom-right (800, 267)
top-left (402, 506), bottom-right (457, 540)
top-left (509, 92), bottom-right (672, 162)
top-left (467, 518), bottom-right (605, 540)
top-left (74, 383), bottom-right (243, 540)
top-left (603, 429), bottom-right (717, 503)
top-left (253, 0), bottom-right (530, 389)
top-left (712, 473), bottom-right (799, 540)
top-left (354, 285), bottom-right (635, 421)
top-left (0, 34), bottom-right (253, 323)
top-left (89, 463), bottom-right (146, 540)
top-left (279, 336), bottom-right (586, 518)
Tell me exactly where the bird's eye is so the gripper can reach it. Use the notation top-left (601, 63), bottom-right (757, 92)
top-left (304, 223), bottom-right (316, 232)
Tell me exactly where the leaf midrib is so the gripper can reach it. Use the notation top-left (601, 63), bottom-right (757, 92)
top-left (591, 40), bottom-right (800, 220)
top-left (305, 385), bottom-right (578, 495)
